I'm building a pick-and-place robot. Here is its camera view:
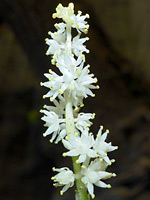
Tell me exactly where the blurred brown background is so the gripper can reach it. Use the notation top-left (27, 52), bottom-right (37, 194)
top-left (0, 0), bottom-right (150, 200)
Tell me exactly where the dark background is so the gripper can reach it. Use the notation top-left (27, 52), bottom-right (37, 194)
top-left (0, 0), bottom-right (150, 200)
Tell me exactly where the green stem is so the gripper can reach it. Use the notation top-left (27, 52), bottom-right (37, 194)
top-left (65, 23), bottom-right (90, 200)
top-left (72, 157), bottom-right (90, 200)
top-left (65, 92), bottom-right (89, 200)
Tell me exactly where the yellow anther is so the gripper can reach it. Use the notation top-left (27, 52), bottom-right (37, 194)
top-left (59, 89), bottom-right (64, 94)
top-left (54, 23), bottom-right (58, 28)
top-left (80, 104), bottom-right (84, 107)
top-left (43, 105), bottom-right (46, 108)
top-left (52, 167), bottom-right (55, 171)
top-left (91, 194), bottom-right (95, 199)
top-left (53, 56), bottom-right (57, 60)
top-left (100, 125), bottom-right (103, 130)
top-left (95, 154), bottom-right (98, 158)
top-left (43, 95), bottom-right (46, 99)
top-left (51, 176), bottom-right (55, 180)
top-left (62, 153), bottom-right (67, 157)
top-left (106, 129), bottom-right (109, 134)
top-left (49, 69), bottom-right (52, 73)
top-left (50, 97), bottom-right (53, 102)
top-left (87, 64), bottom-right (90, 68)
top-left (89, 132), bottom-right (93, 135)
top-left (94, 78), bottom-right (98, 83)
top-left (53, 183), bottom-right (57, 188)
top-left (45, 52), bottom-right (49, 56)
top-left (78, 10), bottom-right (82, 14)
top-left (81, 54), bottom-right (85, 62)
top-left (76, 24), bottom-right (79, 29)
top-left (60, 190), bottom-right (63, 195)
top-left (51, 59), bottom-right (55, 65)
top-left (39, 109), bottom-right (42, 113)
top-left (45, 38), bottom-right (48, 42)
top-left (92, 94), bottom-right (95, 97)
top-left (81, 165), bottom-right (86, 169)
top-left (107, 184), bottom-right (111, 189)
top-left (75, 132), bottom-right (78, 136)
top-left (49, 77), bottom-right (53, 81)
top-left (112, 173), bottom-right (116, 177)
top-left (56, 63), bottom-right (59, 67)
top-left (43, 133), bottom-right (46, 137)
top-left (40, 82), bottom-right (43, 86)
top-left (91, 113), bottom-right (95, 119)
top-left (56, 53), bottom-right (60, 56)
top-left (86, 13), bottom-right (90, 18)
top-left (74, 107), bottom-right (79, 111)
top-left (100, 158), bottom-right (103, 162)
top-left (49, 140), bottom-right (53, 143)
top-left (86, 24), bottom-right (90, 29)
top-left (48, 31), bottom-right (51, 35)
top-left (54, 32), bottom-right (58, 37)
top-left (104, 153), bottom-right (107, 157)
top-left (65, 136), bottom-right (69, 140)
top-left (76, 69), bottom-right (82, 76)
top-left (109, 162), bottom-right (112, 166)
top-left (84, 29), bottom-right (88, 34)
top-left (96, 85), bottom-right (100, 89)
top-left (52, 13), bottom-right (57, 19)
top-left (115, 146), bottom-right (118, 150)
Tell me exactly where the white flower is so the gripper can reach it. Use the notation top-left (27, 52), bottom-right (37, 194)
top-left (76, 65), bottom-right (99, 98)
top-left (81, 159), bottom-right (116, 198)
top-left (40, 109), bottom-right (66, 143)
top-left (62, 130), bottom-right (96, 163)
top-left (43, 96), bottom-right (65, 117)
top-left (75, 112), bottom-right (94, 132)
top-left (72, 35), bottom-right (89, 56)
top-left (54, 22), bottom-right (66, 34)
top-left (41, 71), bottom-right (63, 101)
top-left (71, 11), bottom-right (89, 33)
top-left (93, 126), bottom-right (118, 165)
top-left (56, 53), bottom-right (83, 73)
top-left (52, 3), bottom-right (74, 24)
top-left (45, 31), bottom-right (66, 58)
top-left (52, 167), bottom-right (75, 195)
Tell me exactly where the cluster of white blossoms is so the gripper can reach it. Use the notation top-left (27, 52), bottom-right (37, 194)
top-left (40, 3), bottom-right (117, 199)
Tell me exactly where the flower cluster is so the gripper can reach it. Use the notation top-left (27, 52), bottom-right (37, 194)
top-left (40, 3), bottom-right (117, 199)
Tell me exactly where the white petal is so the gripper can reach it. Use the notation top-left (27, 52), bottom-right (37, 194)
top-left (95, 180), bottom-right (108, 188)
top-left (87, 182), bottom-right (94, 195)
top-left (62, 139), bottom-right (73, 150)
top-left (66, 149), bottom-right (79, 156)
top-left (78, 154), bottom-right (86, 163)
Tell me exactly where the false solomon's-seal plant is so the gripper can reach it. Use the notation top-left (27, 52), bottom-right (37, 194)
top-left (40, 3), bottom-right (118, 200)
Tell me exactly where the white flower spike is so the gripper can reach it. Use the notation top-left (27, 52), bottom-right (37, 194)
top-left (52, 167), bottom-right (75, 194)
top-left (40, 2), bottom-right (117, 199)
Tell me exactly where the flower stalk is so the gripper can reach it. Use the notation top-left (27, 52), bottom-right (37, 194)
top-left (40, 3), bottom-right (118, 200)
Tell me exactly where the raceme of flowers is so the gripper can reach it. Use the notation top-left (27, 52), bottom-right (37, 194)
top-left (40, 2), bottom-right (117, 199)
